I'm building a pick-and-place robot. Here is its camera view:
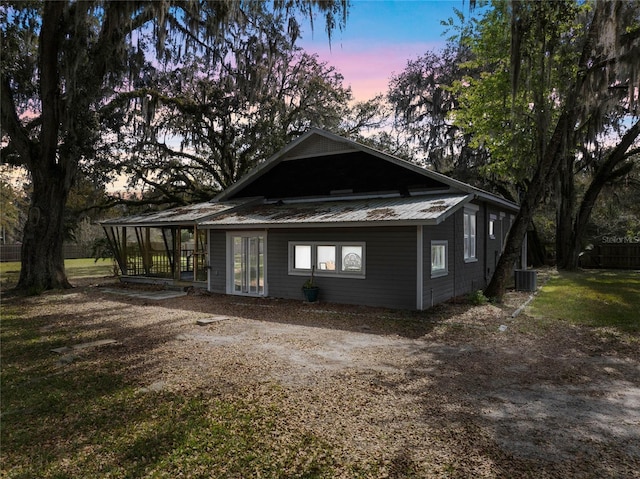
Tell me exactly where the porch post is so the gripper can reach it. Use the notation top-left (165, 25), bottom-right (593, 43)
top-left (193, 224), bottom-right (198, 282)
top-left (122, 227), bottom-right (128, 275)
top-left (174, 227), bottom-right (181, 281)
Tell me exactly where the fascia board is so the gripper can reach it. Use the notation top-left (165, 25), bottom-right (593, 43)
top-left (472, 191), bottom-right (520, 211)
top-left (200, 219), bottom-right (441, 230)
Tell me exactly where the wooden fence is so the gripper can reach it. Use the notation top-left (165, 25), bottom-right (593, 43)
top-left (579, 243), bottom-right (640, 269)
top-left (0, 244), bottom-right (89, 262)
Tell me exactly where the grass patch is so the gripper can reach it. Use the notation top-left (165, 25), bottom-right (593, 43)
top-left (0, 304), bottom-right (340, 478)
top-left (0, 258), bottom-right (115, 288)
top-left (529, 270), bottom-right (640, 332)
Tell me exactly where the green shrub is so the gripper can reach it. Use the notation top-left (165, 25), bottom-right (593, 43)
top-left (469, 289), bottom-right (489, 305)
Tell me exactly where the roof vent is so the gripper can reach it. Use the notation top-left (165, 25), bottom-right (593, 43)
top-left (330, 189), bottom-right (353, 196)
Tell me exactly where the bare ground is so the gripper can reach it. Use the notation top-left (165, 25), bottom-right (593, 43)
top-left (5, 278), bottom-right (640, 478)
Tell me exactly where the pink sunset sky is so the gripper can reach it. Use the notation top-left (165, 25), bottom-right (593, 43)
top-left (298, 0), bottom-right (469, 102)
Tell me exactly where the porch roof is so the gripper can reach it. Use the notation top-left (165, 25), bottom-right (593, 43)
top-left (198, 193), bottom-right (473, 229)
top-left (100, 199), bottom-right (252, 228)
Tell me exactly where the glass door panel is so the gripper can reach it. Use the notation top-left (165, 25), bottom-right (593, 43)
top-left (231, 234), bottom-right (265, 296)
top-left (233, 236), bottom-right (244, 293)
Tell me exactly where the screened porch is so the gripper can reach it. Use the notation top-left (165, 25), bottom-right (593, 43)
top-left (103, 225), bottom-right (208, 284)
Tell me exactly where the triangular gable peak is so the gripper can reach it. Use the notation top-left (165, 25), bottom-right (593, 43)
top-left (217, 129), bottom-right (457, 202)
top-left (279, 130), bottom-right (359, 160)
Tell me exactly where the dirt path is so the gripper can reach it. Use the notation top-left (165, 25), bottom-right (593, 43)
top-left (8, 280), bottom-right (640, 477)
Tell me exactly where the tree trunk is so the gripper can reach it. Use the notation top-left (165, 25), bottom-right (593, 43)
top-left (555, 153), bottom-right (575, 268)
top-left (484, 1), bottom-right (608, 300)
top-left (14, 0), bottom-right (73, 293)
top-left (560, 119), bottom-right (640, 270)
top-left (17, 175), bottom-right (72, 293)
top-left (527, 222), bottom-right (547, 267)
top-left (485, 105), bottom-right (577, 301)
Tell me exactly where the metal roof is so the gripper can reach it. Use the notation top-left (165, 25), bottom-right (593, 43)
top-left (199, 194), bottom-right (473, 229)
top-left (101, 129), bottom-right (519, 229)
top-left (100, 199), bottom-right (252, 227)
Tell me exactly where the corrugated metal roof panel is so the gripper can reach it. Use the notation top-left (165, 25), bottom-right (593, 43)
top-left (200, 194), bottom-right (472, 227)
top-left (101, 199), bottom-right (251, 227)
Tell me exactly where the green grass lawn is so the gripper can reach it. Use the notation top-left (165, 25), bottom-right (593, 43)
top-left (0, 258), bottom-right (115, 288)
top-left (529, 270), bottom-right (640, 332)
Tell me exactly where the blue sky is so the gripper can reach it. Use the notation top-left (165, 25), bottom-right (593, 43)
top-left (298, 0), bottom-right (470, 101)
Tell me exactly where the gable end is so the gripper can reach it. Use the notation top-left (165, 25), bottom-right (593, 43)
top-left (280, 134), bottom-right (357, 160)
top-left (226, 151), bottom-right (450, 200)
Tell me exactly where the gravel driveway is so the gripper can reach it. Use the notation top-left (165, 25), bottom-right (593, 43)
top-left (17, 280), bottom-right (640, 478)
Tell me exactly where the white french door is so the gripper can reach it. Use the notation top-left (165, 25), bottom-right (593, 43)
top-left (228, 232), bottom-right (266, 296)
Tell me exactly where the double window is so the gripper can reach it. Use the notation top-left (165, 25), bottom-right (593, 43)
top-left (464, 207), bottom-right (478, 262)
top-left (289, 242), bottom-right (365, 278)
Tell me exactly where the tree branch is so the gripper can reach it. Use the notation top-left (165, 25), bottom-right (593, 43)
top-left (0, 74), bottom-right (35, 165)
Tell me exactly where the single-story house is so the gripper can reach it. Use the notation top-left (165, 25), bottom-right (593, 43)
top-left (101, 128), bottom-right (520, 310)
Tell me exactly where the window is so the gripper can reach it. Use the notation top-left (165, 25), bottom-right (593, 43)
top-left (431, 240), bottom-right (448, 278)
top-left (341, 245), bottom-right (363, 273)
top-left (488, 214), bottom-right (496, 239)
top-left (464, 207), bottom-right (477, 262)
top-left (317, 245), bottom-right (336, 270)
top-left (294, 245), bottom-right (312, 270)
top-left (289, 242), bottom-right (365, 278)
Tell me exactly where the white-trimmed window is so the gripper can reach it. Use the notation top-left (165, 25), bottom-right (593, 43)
top-left (464, 207), bottom-right (477, 262)
top-left (431, 240), bottom-right (448, 278)
top-left (289, 242), bottom-right (365, 278)
top-left (488, 214), bottom-right (497, 240)
top-left (316, 245), bottom-right (336, 271)
top-left (294, 244), bottom-right (312, 270)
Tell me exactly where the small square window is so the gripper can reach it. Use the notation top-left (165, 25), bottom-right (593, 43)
top-left (294, 245), bottom-right (312, 270)
top-left (341, 245), bottom-right (363, 272)
top-left (317, 245), bottom-right (336, 271)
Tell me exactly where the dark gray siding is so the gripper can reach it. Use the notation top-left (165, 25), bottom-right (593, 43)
top-left (210, 202), bottom-right (516, 309)
top-left (422, 217), bottom-right (455, 307)
top-left (208, 230), bottom-right (227, 293)
top-left (423, 202), bottom-right (490, 308)
top-left (454, 204), bottom-right (487, 296)
top-left (267, 227), bottom-right (417, 309)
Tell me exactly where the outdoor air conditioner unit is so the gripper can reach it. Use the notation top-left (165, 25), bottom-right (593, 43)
top-left (514, 269), bottom-right (537, 292)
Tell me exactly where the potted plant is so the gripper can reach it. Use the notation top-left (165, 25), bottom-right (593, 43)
top-left (302, 265), bottom-right (320, 302)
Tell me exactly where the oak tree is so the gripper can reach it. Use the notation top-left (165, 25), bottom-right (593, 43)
top-left (453, 0), bottom-right (639, 299)
top-left (0, 0), bottom-right (347, 293)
